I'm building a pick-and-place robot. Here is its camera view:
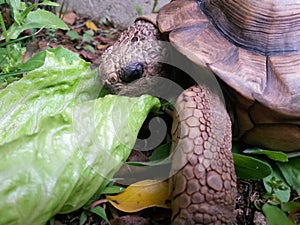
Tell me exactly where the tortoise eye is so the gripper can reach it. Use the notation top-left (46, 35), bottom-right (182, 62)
top-left (120, 62), bottom-right (145, 83)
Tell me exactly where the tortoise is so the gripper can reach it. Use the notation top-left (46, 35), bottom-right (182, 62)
top-left (99, 0), bottom-right (300, 224)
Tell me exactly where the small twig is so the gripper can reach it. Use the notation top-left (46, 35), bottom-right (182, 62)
top-left (89, 199), bottom-right (108, 209)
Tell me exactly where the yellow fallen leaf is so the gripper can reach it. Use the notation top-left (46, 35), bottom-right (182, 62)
top-left (97, 43), bottom-right (109, 50)
top-left (86, 20), bottom-right (98, 31)
top-left (106, 179), bottom-right (170, 212)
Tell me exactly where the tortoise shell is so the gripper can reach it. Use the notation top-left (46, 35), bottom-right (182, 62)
top-left (156, 0), bottom-right (300, 151)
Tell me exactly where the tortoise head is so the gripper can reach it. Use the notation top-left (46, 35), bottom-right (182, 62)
top-left (99, 18), bottom-right (167, 96)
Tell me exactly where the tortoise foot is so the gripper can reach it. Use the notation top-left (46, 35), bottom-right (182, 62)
top-left (170, 86), bottom-right (237, 225)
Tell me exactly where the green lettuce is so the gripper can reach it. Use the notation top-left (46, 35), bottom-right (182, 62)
top-left (0, 47), bottom-right (161, 224)
top-left (0, 94), bottom-right (160, 225)
top-left (0, 47), bottom-right (101, 145)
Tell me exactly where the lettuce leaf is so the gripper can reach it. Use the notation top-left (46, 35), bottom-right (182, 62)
top-left (0, 94), bottom-right (160, 225)
top-left (0, 46), bottom-right (161, 224)
top-left (0, 47), bottom-right (101, 145)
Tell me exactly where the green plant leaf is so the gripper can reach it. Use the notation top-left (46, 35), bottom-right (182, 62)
top-left (99, 16), bottom-right (109, 26)
top-left (7, 9), bottom-right (69, 39)
top-left (150, 140), bottom-right (171, 161)
top-left (277, 157), bottom-right (300, 194)
top-left (48, 217), bottom-right (55, 225)
top-left (0, 94), bottom-right (160, 225)
top-left (0, 43), bottom-right (25, 73)
top-left (101, 185), bottom-right (125, 195)
top-left (66, 30), bottom-right (80, 40)
top-left (20, 1), bottom-right (60, 23)
top-left (9, 0), bottom-right (22, 25)
top-left (85, 29), bottom-right (95, 36)
top-left (233, 153), bottom-right (272, 179)
top-left (83, 32), bottom-right (94, 43)
top-left (79, 211), bottom-right (88, 225)
top-left (25, 8), bottom-right (69, 29)
top-left (126, 137), bottom-right (171, 167)
top-left (133, 2), bottom-right (142, 15)
top-left (263, 167), bottom-right (291, 203)
top-left (19, 4), bottom-right (37, 22)
top-left (0, 46), bottom-right (101, 145)
top-left (262, 204), bottom-right (296, 225)
top-left (90, 206), bottom-right (110, 224)
top-left (281, 201), bottom-right (300, 212)
top-left (18, 50), bottom-right (47, 70)
top-left (243, 148), bottom-right (289, 162)
top-left (152, 0), bottom-right (158, 13)
top-left (84, 45), bottom-right (95, 52)
top-left (39, 0), bottom-right (60, 7)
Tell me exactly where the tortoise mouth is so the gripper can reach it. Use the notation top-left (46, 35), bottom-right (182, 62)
top-left (199, 0), bottom-right (300, 55)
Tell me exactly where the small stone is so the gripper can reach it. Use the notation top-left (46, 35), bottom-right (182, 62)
top-left (253, 211), bottom-right (267, 225)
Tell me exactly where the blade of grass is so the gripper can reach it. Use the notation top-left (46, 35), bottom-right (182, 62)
top-left (0, 70), bottom-right (31, 78)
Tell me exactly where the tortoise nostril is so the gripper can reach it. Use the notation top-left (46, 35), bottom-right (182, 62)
top-left (107, 73), bottom-right (118, 84)
top-left (131, 36), bottom-right (138, 42)
top-left (120, 62), bottom-right (145, 83)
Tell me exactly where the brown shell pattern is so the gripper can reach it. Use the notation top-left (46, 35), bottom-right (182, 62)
top-left (158, 0), bottom-right (300, 151)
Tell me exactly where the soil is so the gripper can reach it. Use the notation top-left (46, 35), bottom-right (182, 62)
top-left (24, 12), bottom-right (271, 225)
